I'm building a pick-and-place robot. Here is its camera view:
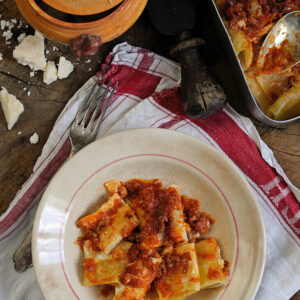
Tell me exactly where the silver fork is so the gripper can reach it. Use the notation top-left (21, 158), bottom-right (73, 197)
top-left (13, 77), bottom-right (118, 272)
top-left (69, 78), bottom-right (117, 156)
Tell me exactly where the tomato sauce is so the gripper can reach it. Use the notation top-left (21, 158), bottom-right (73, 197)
top-left (222, 0), bottom-right (300, 43)
top-left (207, 268), bottom-right (221, 280)
top-left (125, 179), bottom-right (182, 247)
top-left (261, 40), bottom-right (295, 74)
top-left (155, 251), bottom-right (191, 297)
top-left (120, 245), bottom-right (161, 288)
top-left (76, 178), bottom-right (227, 297)
top-left (83, 258), bottom-right (103, 285)
top-left (223, 260), bottom-right (230, 276)
top-left (76, 197), bottom-right (123, 251)
top-left (100, 285), bottom-right (114, 297)
top-left (84, 258), bottom-right (97, 272)
top-left (182, 196), bottom-right (215, 236)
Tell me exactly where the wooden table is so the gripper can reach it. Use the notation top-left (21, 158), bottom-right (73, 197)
top-left (0, 1), bottom-right (299, 299)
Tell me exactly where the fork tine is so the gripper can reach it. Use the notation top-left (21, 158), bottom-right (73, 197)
top-left (87, 80), bottom-right (112, 129)
top-left (80, 79), bottom-right (106, 127)
top-left (73, 77), bottom-right (102, 127)
top-left (92, 81), bottom-right (118, 135)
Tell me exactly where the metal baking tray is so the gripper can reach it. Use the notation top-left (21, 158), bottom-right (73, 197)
top-left (208, 0), bottom-right (300, 125)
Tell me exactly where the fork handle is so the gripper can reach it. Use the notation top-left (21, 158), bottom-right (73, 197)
top-left (13, 156), bottom-right (71, 272)
top-left (13, 228), bottom-right (33, 272)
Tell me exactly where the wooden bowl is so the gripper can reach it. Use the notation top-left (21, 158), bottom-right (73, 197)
top-left (15, 0), bottom-right (148, 45)
top-left (42, 0), bottom-right (125, 15)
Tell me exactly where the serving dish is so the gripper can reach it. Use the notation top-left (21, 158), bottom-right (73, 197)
top-left (208, 0), bottom-right (300, 125)
top-left (32, 128), bottom-right (265, 300)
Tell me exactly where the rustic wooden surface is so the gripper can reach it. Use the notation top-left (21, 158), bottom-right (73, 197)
top-left (0, 0), bottom-right (299, 299)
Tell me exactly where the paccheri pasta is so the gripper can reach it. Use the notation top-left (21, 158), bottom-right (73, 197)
top-left (76, 179), bottom-right (229, 300)
top-left (215, 0), bottom-right (300, 121)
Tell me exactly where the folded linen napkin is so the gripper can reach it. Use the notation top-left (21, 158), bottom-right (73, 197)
top-left (0, 42), bottom-right (299, 300)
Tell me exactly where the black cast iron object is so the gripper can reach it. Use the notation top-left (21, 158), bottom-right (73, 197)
top-left (148, 0), bottom-right (226, 118)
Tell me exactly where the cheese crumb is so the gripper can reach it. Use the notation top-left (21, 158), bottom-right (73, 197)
top-left (17, 33), bottom-right (26, 43)
top-left (0, 20), bottom-right (6, 30)
top-left (53, 46), bottom-right (58, 51)
top-left (3, 29), bottom-right (13, 41)
top-left (29, 132), bottom-right (39, 144)
top-left (86, 59), bottom-right (91, 63)
top-left (11, 19), bottom-right (17, 24)
top-left (45, 50), bottom-right (49, 55)
top-left (57, 57), bottom-right (74, 79)
top-left (30, 71), bottom-right (35, 77)
top-left (43, 61), bottom-right (57, 85)
top-left (13, 31), bottom-right (47, 71)
top-left (17, 131), bottom-right (21, 135)
top-left (0, 53), bottom-right (2, 61)
top-left (0, 87), bottom-right (24, 130)
top-left (27, 91), bottom-right (31, 96)
top-left (7, 22), bottom-right (14, 30)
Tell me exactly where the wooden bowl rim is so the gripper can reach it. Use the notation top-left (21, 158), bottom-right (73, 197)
top-left (27, 0), bottom-right (142, 29)
top-left (41, 0), bottom-right (124, 16)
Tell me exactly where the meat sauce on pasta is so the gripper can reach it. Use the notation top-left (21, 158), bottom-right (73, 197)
top-left (76, 179), bottom-right (230, 299)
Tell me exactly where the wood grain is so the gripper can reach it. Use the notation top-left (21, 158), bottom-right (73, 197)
top-left (0, 1), bottom-right (299, 299)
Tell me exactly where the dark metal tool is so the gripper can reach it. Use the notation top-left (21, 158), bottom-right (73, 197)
top-left (148, 0), bottom-right (226, 118)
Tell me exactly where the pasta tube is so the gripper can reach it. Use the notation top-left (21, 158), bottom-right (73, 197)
top-left (267, 86), bottom-right (300, 120)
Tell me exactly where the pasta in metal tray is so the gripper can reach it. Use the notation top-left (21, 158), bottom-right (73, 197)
top-left (215, 0), bottom-right (300, 121)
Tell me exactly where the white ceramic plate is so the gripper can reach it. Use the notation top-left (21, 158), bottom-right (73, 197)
top-left (32, 128), bottom-right (265, 300)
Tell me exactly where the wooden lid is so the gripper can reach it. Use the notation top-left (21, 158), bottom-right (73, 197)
top-left (42, 0), bottom-right (124, 15)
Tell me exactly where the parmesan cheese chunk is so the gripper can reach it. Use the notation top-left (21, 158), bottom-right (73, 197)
top-left (57, 56), bottom-right (74, 79)
top-left (0, 87), bottom-right (24, 130)
top-left (13, 31), bottom-right (46, 71)
top-left (43, 61), bottom-right (57, 85)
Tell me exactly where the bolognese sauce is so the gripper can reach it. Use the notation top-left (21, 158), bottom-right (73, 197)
top-left (155, 251), bottom-right (192, 297)
top-left (222, 0), bottom-right (300, 43)
top-left (76, 178), bottom-right (229, 298)
top-left (182, 196), bottom-right (215, 236)
top-left (125, 179), bottom-right (187, 247)
top-left (76, 196), bottom-right (123, 251)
